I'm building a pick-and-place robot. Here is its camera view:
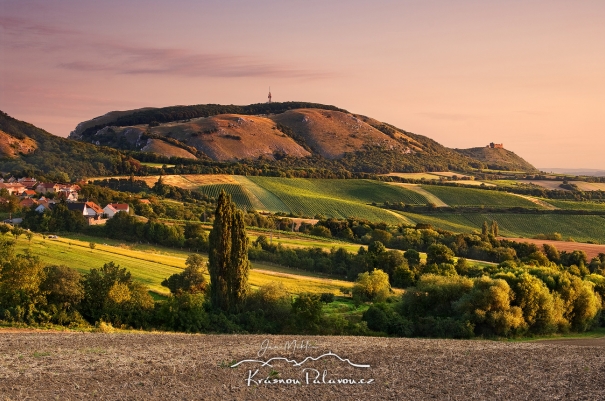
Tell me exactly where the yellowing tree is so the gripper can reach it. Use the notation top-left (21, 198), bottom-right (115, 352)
top-left (352, 269), bottom-right (391, 303)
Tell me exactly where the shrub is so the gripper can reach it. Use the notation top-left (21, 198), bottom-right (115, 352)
top-left (320, 293), bottom-right (335, 303)
top-left (242, 283), bottom-right (292, 333)
top-left (292, 292), bottom-right (323, 332)
top-left (155, 292), bottom-right (208, 332)
top-left (162, 254), bottom-right (207, 294)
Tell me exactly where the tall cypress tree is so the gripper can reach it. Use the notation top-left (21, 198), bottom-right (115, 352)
top-left (208, 191), bottom-right (250, 312)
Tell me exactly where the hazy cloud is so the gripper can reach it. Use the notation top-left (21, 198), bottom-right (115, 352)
top-left (1, 16), bottom-right (332, 79)
top-left (0, 16), bottom-right (77, 36)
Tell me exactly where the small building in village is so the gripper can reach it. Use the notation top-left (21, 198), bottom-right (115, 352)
top-left (103, 203), bottom-right (130, 218)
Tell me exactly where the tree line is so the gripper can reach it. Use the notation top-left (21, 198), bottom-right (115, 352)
top-left (2, 192), bottom-right (605, 339)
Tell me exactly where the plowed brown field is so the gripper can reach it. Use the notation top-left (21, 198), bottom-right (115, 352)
top-left (501, 237), bottom-right (605, 260)
top-left (1, 331), bottom-right (604, 400)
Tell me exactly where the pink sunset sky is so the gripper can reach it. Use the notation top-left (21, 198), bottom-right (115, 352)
top-left (1, 0), bottom-right (603, 169)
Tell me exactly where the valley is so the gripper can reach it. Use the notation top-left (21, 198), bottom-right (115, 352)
top-left (2, 104), bottom-right (605, 344)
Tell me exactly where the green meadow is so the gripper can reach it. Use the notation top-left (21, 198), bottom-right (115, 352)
top-left (12, 234), bottom-right (354, 297)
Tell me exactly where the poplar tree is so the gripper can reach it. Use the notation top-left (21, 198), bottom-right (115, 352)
top-left (481, 221), bottom-right (489, 241)
top-left (208, 191), bottom-right (250, 312)
top-left (491, 220), bottom-right (499, 237)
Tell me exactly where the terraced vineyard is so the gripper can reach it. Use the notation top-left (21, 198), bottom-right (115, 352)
top-left (544, 199), bottom-right (605, 211)
top-left (397, 212), bottom-right (480, 233)
top-left (232, 176), bottom-right (290, 212)
top-left (195, 183), bottom-right (262, 210)
top-left (421, 186), bottom-right (542, 208)
top-left (246, 177), bottom-right (405, 223)
top-left (252, 178), bottom-right (427, 204)
top-left (462, 214), bottom-right (605, 243)
top-left (190, 176), bottom-right (427, 223)
top-left (399, 212), bottom-right (605, 243)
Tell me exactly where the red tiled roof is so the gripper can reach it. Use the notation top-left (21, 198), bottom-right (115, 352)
top-left (109, 203), bottom-right (129, 210)
top-left (20, 198), bottom-right (38, 207)
top-left (85, 201), bottom-right (104, 214)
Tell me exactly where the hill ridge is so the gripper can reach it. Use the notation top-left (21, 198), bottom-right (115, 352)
top-left (455, 146), bottom-right (537, 172)
top-left (69, 102), bottom-right (537, 173)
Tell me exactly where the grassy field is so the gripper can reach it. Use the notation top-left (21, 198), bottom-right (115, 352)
top-left (140, 162), bottom-right (175, 168)
top-left (513, 180), bottom-right (605, 192)
top-left (384, 172), bottom-right (448, 180)
top-left (247, 232), bottom-right (364, 253)
top-left (421, 186), bottom-right (543, 208)
top-left (398, 211), bottom-right (605, 243)
top-left (10, 233), bottom-right (354, 296)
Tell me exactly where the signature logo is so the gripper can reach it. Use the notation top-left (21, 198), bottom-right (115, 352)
top-left (230, 351), bottom-right (370, 368)
top-left (230, 339), bottom-right (374, 386)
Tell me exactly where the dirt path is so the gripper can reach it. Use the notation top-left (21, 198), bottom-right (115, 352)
top-left (1, 332), bottom-right (604, 400)
top-left (386, 182), bottom-right (449, 207)
top-left (500, 237), bottom-right (605, 259)
top-left (509, 193), bottom-right (558, 210)
top-left (383, 208), bottom-right (416, 224)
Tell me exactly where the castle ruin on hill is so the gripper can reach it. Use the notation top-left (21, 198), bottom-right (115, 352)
top-left (489, 142), bottom-right (504, 149)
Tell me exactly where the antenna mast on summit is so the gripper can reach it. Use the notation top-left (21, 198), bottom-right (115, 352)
top-left (268, 87), bottom-right (272, 103)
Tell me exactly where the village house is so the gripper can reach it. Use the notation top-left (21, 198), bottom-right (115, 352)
top-left (65, 201), bottom-right (107, 226)
top-left (58, 184), bottom-right (81, 192)
top-left (19, 198), bottom-right (38, 208)
top-left (35, 198), bottom-right (56, 213)
top-left (0, 183), bottom-right (27, 196)
top-left (66, 201), bottom-right (104, 217)
top-left (18, 178), bottom-right (38, 189)
top-left (21, 189), bottom-right (37, 197)
top-left (103, 203), bottom-right (130, 218)
top-left (57, 189), bottom-right (79, 202)
top-left (35, 183), bottom-right (60, 194)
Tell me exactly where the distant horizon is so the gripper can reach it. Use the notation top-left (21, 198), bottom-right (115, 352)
top-left (538, 167), bottom-right (605, 174)
top-left (1, 0), bottom-right (603, 169)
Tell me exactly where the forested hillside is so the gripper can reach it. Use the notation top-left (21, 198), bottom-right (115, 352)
top-left (0, 111), bottom-right (140, 180)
